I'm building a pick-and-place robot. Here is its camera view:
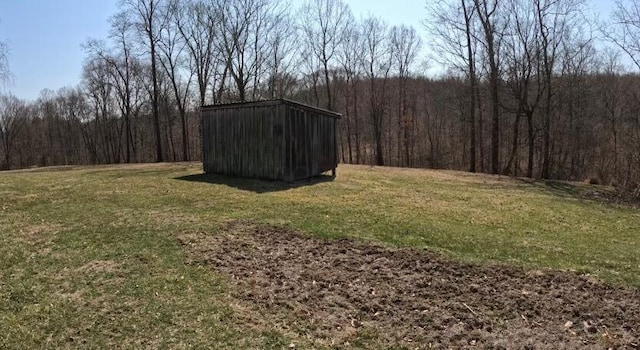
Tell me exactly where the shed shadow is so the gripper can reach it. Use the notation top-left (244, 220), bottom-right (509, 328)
top-left (174, 173), bottom-right (335, 193)
top-left (514, 178), bottom-right (583, 199)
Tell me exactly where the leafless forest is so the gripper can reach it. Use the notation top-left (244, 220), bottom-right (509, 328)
top-left (1, 0), bottom-right (640, 196)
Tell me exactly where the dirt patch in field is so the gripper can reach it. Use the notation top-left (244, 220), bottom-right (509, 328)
top-left (76, 260), bottom-right (122, 274)
top-left (20, 224), bottom-right (63, 246)
top-left (148, 209), bottom-right (202, 227)
top-left (179, 221), bottom-right (640, 349)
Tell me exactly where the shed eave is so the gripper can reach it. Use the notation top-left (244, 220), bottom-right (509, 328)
top-left (200, 99), bottom-right (342, 119)
top-left (280, 99), bottom-right (342, 119)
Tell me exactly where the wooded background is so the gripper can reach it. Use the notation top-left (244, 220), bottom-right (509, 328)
top-left (1, 0), bottom-right (640, 196)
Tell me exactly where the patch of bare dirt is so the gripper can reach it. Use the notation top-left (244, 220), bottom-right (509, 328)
top-left (148, 209), bottom-right (202, 227)
top-left (179, 221), bottom-right (640, 349)
top-left (20, 224), bottom-right (63, 245)
top-left (76, 260), bottom-right (121, 274)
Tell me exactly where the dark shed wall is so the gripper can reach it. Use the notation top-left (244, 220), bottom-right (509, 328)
top-left (286, 105), bottom-right (337, 180)
top-left (202, 100), bottom-right (339, 181)
top-left (202, 103), bottom-right (286, 180)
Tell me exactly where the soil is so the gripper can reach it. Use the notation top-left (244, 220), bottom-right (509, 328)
top-left (179, 221), bottom-right (640, 349)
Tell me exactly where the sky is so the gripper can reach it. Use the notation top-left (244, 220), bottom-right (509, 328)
top-left (0, 0), bottom-right (617, 101)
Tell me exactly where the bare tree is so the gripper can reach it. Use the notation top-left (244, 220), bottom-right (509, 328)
top-left (300, 0), bottom-right (351, 110)
top-left (604, 0), bottom-right (640, 193)
top-left (461, 0), bottom-right (478, 173)
top-left (426, 0), bottom-right (480, 172)
top-left (607, 0), bottom-right (640, 71)
top-left (174, 0), bottom-right (221, 105)
top-left (337, 22), bottom-right (364, 163)
top-left (299, 47), bottom-right (322, 106)
top-left (84, 11), bottom-right (143, 163)
top-left (122, 0), bottom-right (167, 162)
top-left (473, 0), bottom-right (506, 175)
top-left (0, 19), bottom-right (9, 85)
top-left (218, 0), bottom-right (282, 102)
top-left (264, 5), bottom-right (298, 99)
top-left (82, 59), bottom-right (120, 164)
top-left (159, 0), bottom-right (193, 161)
top-left (361, 16), bottom-right (392, 166)
top-left (535, 0), bottom-right (585, 178)
top-left (63, 87), bottom-right (99, 164)
top-left (0, 41), bottom-right (9, 85)
top-left (390, 25), bottom-right (422, 167)
top-left (0, 95), bottom-right (26, 168)
top-left (502, 0), bottom-right (545, 177)
top-left (595, 49), bottom-right (625, 181)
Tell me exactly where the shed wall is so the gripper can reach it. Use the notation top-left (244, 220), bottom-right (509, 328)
top-left (285, 105), bottom-right (337, 180)
top-left (202, 100), bottom-right (338, 181)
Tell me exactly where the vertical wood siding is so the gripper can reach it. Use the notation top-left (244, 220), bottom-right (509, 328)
top-left (202, 100), bottom-right (339, 181)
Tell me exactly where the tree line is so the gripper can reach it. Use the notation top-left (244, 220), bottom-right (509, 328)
top-left (1, 0), bottom-right (639, 197)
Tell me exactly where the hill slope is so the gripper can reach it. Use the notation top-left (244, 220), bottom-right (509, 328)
top-left (1, 163), bottom-right (639, 348)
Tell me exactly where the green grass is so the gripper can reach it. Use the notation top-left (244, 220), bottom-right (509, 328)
top-left (1, 162), bottom-right (639, 348)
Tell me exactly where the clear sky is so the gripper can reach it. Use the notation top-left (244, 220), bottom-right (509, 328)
top-left (1, 0), bottom-right (116, 100)
top-left (0, 0), bottom-right (617, 101)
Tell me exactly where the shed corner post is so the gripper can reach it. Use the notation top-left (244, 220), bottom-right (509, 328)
top-left (200, 106), bottom-right (205, 172)
top-left (333, 117), bottom-right (339, 178)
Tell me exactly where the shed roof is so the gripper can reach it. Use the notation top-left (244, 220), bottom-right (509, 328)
top-left (201, 99), bottom-right (342, 118)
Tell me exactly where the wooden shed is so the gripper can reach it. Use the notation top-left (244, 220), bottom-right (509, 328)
top-left (201, 99), bottom-right (340, 182)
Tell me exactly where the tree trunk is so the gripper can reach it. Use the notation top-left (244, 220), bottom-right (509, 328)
top-left (526, 110), bottom-right (534, 178)
top-left (463, 0), bottom-right (476, 173)
top-left (504, 109), bottom-right (522, 175)
top-left (150, 39), bottom-right (163, 162)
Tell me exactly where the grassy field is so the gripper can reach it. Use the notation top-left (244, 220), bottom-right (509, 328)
top-left (1, 163), bottom-right (639, 348)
